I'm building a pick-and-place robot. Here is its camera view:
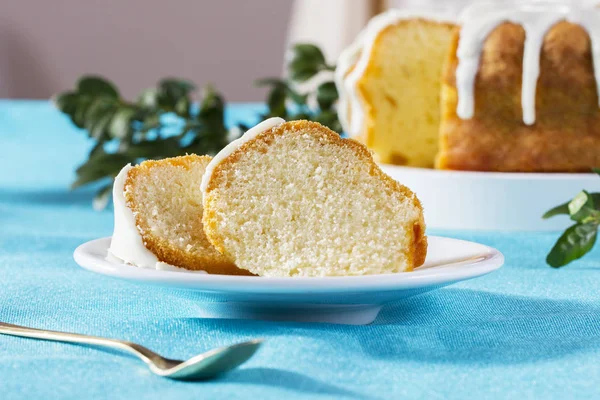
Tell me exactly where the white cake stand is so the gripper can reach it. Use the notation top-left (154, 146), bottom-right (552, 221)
top-left (380, 165), bottom-right (600, 231)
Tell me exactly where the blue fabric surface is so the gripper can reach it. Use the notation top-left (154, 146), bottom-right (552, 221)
top-left (1, 100), bottom-right (599, 399)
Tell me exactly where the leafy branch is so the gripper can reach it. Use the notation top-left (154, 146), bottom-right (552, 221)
top-left (55, 77), bottom-right (230, 209)
top-left (256, 44), bottom-right (341, 132)
top-left (543, 169), bottom-right (600, 267)
top-left (54, 43), bottom-right (340, 209)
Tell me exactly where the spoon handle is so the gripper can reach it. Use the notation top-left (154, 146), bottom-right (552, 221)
top-left (0, 321), bottom-right (160, 364)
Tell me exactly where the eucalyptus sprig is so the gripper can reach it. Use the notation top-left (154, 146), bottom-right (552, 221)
top-left (54, 43), bottom-right (340, 209)
top-left (55, 76), bottom-right (230, 209)
top-left (256, 44), bottom-right (341, 133)
top-left (543, 169), bottom-right (600, 267)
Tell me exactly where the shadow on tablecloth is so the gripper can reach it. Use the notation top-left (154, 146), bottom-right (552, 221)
top-left (217, 367), bottom-right (370, 399)
top-left (173, 288), bottom-right (600, 367)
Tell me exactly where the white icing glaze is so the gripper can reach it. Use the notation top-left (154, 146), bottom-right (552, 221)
top-left (334, 33), bottom-right (365, 134)
top-left (456, 1), bottom-right (600, 125)
top-left (107, 164), bottom-right (159, 269)
top-left (107, 164), bottom-right (199, 271)
top-left (335, 9), bottom-right (456, 138)
top-left (200, 117), bottom-right (285, 195)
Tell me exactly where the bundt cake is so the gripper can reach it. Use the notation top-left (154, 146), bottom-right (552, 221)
top-left (335, 10), bottom-right (456, 167)
top-left (438, 2), bottom-right (600, 171)
top-left (336, 2), bottom-right (600, 172)
top-left (107, 155), bottom-right (251, 275)
top-left (200, 117), bottom-right (427, 277)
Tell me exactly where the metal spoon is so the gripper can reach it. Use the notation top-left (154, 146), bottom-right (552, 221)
top-left (0, 321), bottom-right (262, 380)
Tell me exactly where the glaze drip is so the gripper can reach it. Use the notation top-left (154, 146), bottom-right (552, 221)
top-left (456, 1), bottom-right (600, 125)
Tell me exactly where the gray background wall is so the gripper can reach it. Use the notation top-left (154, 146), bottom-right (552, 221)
top-left (0, 0), bottom-right (292, 101)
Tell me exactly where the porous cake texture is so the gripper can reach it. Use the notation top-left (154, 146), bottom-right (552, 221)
top-left (123, 155), bottom-right (251, 275)
top-left (202, 119), bottom-right (427, 277)
top-left (350, 19), bottom-right (455, 167)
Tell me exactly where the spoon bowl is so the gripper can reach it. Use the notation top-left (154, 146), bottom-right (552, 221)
top-left (148, 339), bottom-right (263, 380)
top-left (0, 322), bottom-right (262, 380)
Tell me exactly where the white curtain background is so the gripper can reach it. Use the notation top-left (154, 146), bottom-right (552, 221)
top-left (287, 0), bottom-right (376, 66)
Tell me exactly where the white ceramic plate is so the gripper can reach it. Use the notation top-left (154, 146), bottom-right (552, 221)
top-left (74, 236), bottom-right (503, 325)
top-left (380, 164), bottom-right (600, 231)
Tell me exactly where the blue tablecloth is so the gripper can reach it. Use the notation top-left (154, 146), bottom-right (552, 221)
top-left (1, 100), bottom-right (599, 399)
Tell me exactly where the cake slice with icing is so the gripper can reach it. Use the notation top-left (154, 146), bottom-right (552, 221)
top-left (107, 155), bottom-right (250, 275)
top-left (201, 118), bottom-right (427, 277)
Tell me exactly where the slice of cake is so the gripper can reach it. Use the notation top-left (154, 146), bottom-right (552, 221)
top-left (200, 117), bottom-right (427, 277)
top-left (107, 155), bottom-right (250, 275)
top-left (336, 10), bottom-right (457, 167)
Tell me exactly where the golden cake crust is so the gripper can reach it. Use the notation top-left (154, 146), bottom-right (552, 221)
top-left (203, 120), bottom-right (427, 272)
top-left (438, 21), bottom-right (600, 172)
top-left (125, 155), bottom-right (253, 275)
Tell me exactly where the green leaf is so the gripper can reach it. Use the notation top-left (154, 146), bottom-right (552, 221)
top-left (175, 97), bottom-right (191, 118)
top-left (139, 112), bottom-right (161, 132)
top-left (109, 107), bottom-right (136, 139)
top-left (289, 44), bottom-right (326, 66)
top-left (313, 110), bottom-right (342, 133)
top-left (159, 78), bottom-right (196, 93)
top-left (569, 190), bottom-right (595, 222)
top-left (267, 84), bottom-right (287, 117)
top-left (543, 202), bottom-right (570, 219)
top-left (592, 168), bottom-right (600, 176)
top-left (545, 192), bottom-right (600, 219)
top-left (546, 222), bottom-right (598, 267)
top-left (569, 190), bottom-right (593, 214)
top-left (185, 85), bottom-right (229, 154)
top-left (77, 76), bottom-right (119, 98)
top-left (256, 79), bottom-right (308, 107)
top-left (72, 150), bottom-right (132, 189)
top-left (316, 81), bottom-right (338, 110)
top-left (88, 141), bottom-right (104, 158)
top-left (289, 64), bottom-right (321, 82)
top-left (198, 85), bottom-right (226, 130)
top-left (286, 86), bottom-right (308, 106)
top-left (314, 110), bottom-right (339, 128)
top-left (296, 44), bottom-right (326, 63)
top-left (83, 98), bottom-right (115, 132)
top-left (53, 92), bottom-right (79, 116)
top-left (158, 78), bottom-right (196, 109)
top-left (92, 183), bottom-right (113, 211)
top-left (288, 44), bottom-right (327, 82)
top-left (329, 119), bottom-right (343, 134)
top-left (89, 109), bottom-right (115, 140)
top-left (71, 168), bottom-right (111, 190)
top-left (137, 88), bottom-right (159, 108)
top-left (72, 96), bottom-right (94, 129)
top-left (127, 137), bottom-right (183, 159)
